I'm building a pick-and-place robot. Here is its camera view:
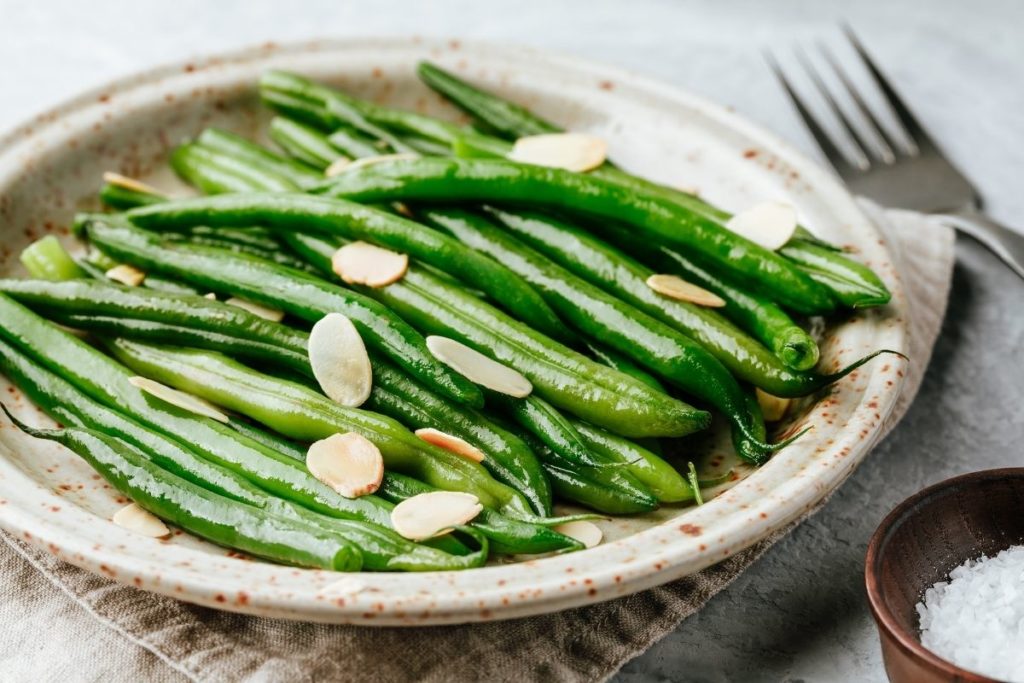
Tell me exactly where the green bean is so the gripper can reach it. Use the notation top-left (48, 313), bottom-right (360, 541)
top-left (328, 125), bottom-right (388, 159)
top-left (170, 143), bottom-right (298, 193)
top-left (259, 70), bottom-right (465, 147)
top-left (2, 406), bottom-right (364, 571)
top-left (414, 62), bottom-right (891, 308)
top-left (19, 236), bottom-right (86, 281)
top-left (82, 216), bottom-right (482, 407)
top-left (314, 158), bottom-right (835, 315)
top-left (0, 293), bottom-right (408, 529)
top-left (125, 193), bottom-right (565, 340)
top-left (365, 357), bottom-right (552, 516)
top-left (0, 340), bottom-right (482, 570)
top-left (582, 340), bottom-right (667, 393)
top-left (196, 128), bottom-right (324, 187)
top-left (378, 473), bottom-right (581, 555)
top-left (483, 208), bottom-right (891, 398)
top-left (649, 244), bottom-right (819, 370)
top-left (105, 338), bottom-right (533, 519)
top-left (100, 182), bottom-right (166, 210)
top-left (0, 279), bottom-right (312, 376)
top-left (283, 230), bottom-right (707, 438)
top-left (269, 116), bottom-right (346, 169)
top-left (570, 420), bottom-right (692, 503)
top-left (419, 207), bottom-right (779, 462)
top-left (417, 61), bottom-right (558, 138)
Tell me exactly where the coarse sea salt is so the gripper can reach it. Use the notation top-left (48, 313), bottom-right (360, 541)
top-left (916, 544), bottom-right (1024, 682)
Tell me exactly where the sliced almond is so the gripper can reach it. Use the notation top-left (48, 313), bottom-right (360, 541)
top-left (331, 241), bottom-right (408, 288)
top-left (128, 376), bottom-right (229, 423)
top-left (507, 133), bottom-right (607, 173)
top-left (102, 172), bottom-right (166, 197)
top-left (756, 388), bottom-right (792, 422)
top-left (553, 520), bottom-right (603, 549)
top-left (415, 428), bottom-right (486, 463)
top-left (426, 336), bottom-right (532, 398)
top-left (646, 274), bottom-right (725, 307)
top-left (390, 491), bottom-right (482, 541)
top-left (203, 292), bottom-right (217, 300)
top-left (306, 432), bottom-right (383, 498)
top-left (225, 296), bottom-right (285, 322)
top-left (725, 201), bottom-right (798, 251)
top-left (309, 313), bottom-right (372, 407)
top-left (105, 264), bottom-right (146, 287)
top-left (112, 502), bottom-right (170, 538)
top-left (324, 153), bottom-right (420, 177)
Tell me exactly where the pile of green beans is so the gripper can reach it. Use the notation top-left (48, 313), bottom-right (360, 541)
top-left (0, 66), bottom-right (900, 572)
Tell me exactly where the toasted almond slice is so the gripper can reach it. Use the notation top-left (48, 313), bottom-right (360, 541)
top-left (646, 274), bottom-right (726, 307)
top-left (725, 201), bottom-right (798, 251)
top-left (415, 428), bottom-right (486, 463)
top-left (324, 153), bottom-right (420, 177)
top-left (426, 336), bottom-right (532, 398)
top-left (105, 264), bottom-right (146, 287)
top-left (102, 172), bottom-right (167, 197)
top-left (306, 432), bottom-right (383, 498)
top-left (507, 133), bottom-right (607, 172)
top-left (756, 388), bottom-right (792, 422)
top-left (390, 491), bottom-right (482, 541)
top-left (225, 296), bottom-right (285, 322)
top-left (128, 376), bottom-right (230, 423)
top-left (331, 241), bottom-right (409, 288)
top-left (112, 502), bottom-right (170, 538)
top-left (309, 313), bottom-right (372, 407)
top-left (553, 520), bottom-right (603, 548)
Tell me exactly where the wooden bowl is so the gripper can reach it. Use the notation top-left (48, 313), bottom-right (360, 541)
top-left (865, 468), bottom-right (1024, 683)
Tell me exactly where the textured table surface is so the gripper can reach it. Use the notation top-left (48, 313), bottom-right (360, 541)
top-left (1, 1), bottom-right (1022, 681)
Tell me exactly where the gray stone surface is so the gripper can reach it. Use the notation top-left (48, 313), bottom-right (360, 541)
top-left (0, 1), bottom-right (1022, 680)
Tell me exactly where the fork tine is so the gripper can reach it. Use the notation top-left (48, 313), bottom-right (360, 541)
top-left (764, 50), bottom-right (862, 173)
top-left (817, 42), bottom-right (897, 163)
top-left (842, 24), bottom-right (933, 153)
top-left (795, 48), bottom-right (875, 165)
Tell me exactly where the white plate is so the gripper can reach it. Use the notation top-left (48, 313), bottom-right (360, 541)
top-left (0, 38), bottom-right (908, 625)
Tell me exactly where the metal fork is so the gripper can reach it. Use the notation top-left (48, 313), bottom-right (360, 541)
top-left (767, 25), bottom-right (1024, 280)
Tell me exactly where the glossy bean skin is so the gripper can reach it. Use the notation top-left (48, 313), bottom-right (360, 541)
top-left (284, 230), bottom-right (708, 439)
top-left (171, 143), bottom-right (299, 194)
top-left (124, 193), bottom-right (566, 340)
top-left (365, 357), bottom-right (552, 516)
top-left (269, 116), bottom-right (346, 169)
top-left (3, 406), bottom-right (364, 571)
top-left (419, 207), bottom-right (775, 461)
top-left (313, 158), bottom-right (835, 315)
top-left (414, 61), bottom-right (890, 309)
top-left (0, 279), bottom-right (312, 376)
top-left (481, 208), bottom-right (884, 398)
top-left (0, 339), bottom-right (484, 571)
top-left (197, 128), bottom-right (324, 187)
top-left (106, 338), bottom-right (534, 519)
top-left (82, 217), bottom-right (482, 407)
top-left (0, 293), bottom-right (409, 530)
top-left (378, 473), bottom-right (581, 555)
top-left (648, 244), bottom-right (819, 371)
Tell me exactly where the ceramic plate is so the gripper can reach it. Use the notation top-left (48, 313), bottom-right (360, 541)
top-left (0, 38), bottom-right (908, 625)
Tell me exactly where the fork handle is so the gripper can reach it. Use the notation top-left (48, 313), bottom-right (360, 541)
top-left (939, 209), bottom-right (1024, 281)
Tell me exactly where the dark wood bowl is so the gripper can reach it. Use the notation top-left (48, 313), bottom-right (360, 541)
top-left (865, 468), bottom-right (1024, 683)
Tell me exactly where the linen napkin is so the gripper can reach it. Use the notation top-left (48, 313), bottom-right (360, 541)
top-left (0, 203), bottom-right (955, 683)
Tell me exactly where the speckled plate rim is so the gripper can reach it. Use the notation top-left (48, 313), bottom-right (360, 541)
top-left (0, 37), bottom-right (909, 625)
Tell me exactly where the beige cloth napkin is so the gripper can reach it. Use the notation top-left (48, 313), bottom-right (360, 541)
top-left (0, 203), bottom-right (955, 683)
